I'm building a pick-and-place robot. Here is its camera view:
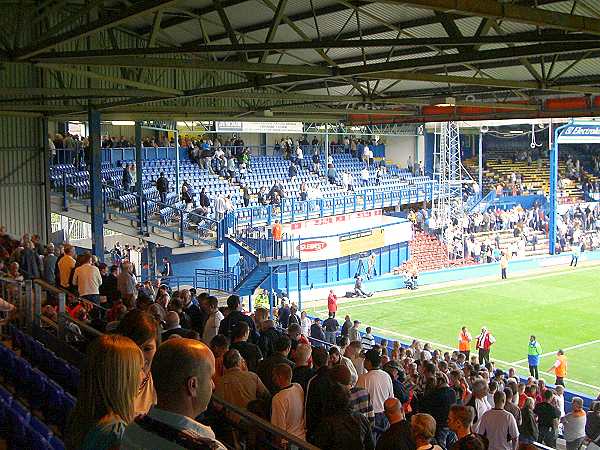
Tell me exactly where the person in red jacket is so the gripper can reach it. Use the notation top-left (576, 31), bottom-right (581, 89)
top-left (327, 289), bottom-right (338, 318)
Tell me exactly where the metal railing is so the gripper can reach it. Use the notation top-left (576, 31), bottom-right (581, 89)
top-left (228, 181), bottom-right (437, 228)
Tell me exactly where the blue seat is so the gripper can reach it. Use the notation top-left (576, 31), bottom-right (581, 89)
top-left (26, 427), bottom-right (54, 450)
top-left (7, 406), bottom-right (29, 449)
top-left (13, 357), bottom-right (32, 393)
top-left (0, 385), bottom-right (11, 405)
top-left (50, 435), bottom-right (66, 450)
top-left (11, 399), bottom-right (30, 421)
top-left (31, 415), bottom-right (53, 440)
top-left (29, 368), bottom-right (48, 409)
top-left (43, 379), bottom-right (64, 427)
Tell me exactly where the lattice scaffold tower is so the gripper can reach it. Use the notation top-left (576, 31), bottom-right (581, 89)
top-left (432, 121), bottom-right (465, 260)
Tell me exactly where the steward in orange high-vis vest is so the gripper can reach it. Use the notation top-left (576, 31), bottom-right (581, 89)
top-left (549, 349), bottom-right (568, 386)
top-left (458, 326), bottom-right (472, 359)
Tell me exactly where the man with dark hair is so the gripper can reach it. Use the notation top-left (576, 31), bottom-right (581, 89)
top-left (420, 372), bottom-right (458, 449)
top-left (122, 338), bottom-right (226, 449)
top-left (230, 321), bottom-right (263, 373)
top-left (476, 391), bottom-right (519, 450)
top-left (156, 171), bottom-right (169, 204)
top-left (329, 363), bottom-right (374, 426)
top-left (534, 389), bottom-right (561, 448)
top-left (376, 398), bottom-right (415, 450)
top-left (258, 319), bottom-right (282, 358)
top-left (305, 347), bottom-right (333, 444)
top-left (218, 295), bottom-right (258, 343)
top-left (357, 349), bottom-right (395, 442)
top-left (256, 335), bottom-right (295, 394)
top-left (323, 312), bottom-right (339, 344)
top-left (503, 388), bottom-right (521, 427)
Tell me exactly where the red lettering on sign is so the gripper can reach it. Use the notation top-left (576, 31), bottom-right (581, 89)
top-left (297, 241), bottom-right (327, 252)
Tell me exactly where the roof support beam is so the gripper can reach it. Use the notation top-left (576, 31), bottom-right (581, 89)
top-left (31, 57), bottom-right (334, 76)
top-left (15, 0), bottom-right (181, 60)
top-left (372, 0), bottom-right (600, 35)
top-left (359, 71), bottom-right (600, 95)
top-left (260, 0), bottom-right (288, 63)
top-left (0, 87), bottom-right (175, 98)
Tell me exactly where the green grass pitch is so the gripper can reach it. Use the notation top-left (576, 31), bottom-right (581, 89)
top-left (307, 265), bottom-right (600, 397)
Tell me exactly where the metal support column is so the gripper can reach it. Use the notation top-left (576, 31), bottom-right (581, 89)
top-left (224, 240), bottom-right (230, 273)
top-left (135, 122), bottom-right (145, 235)
top-left (478, 133), bottom-right (483, 192)
top-left (147, 242), bottom-right (157, 280)
top-left (268, 267), bottom-right (274, 320)
top-left (89, 109), bottom-right (104, 262)
top-left (297, 262), bottom-right (302, 311)
top-left (175, 132), bottom-right (180, 197)
top-left (549, 122), bottom-right (569, 255)
top-left (324, 123), bottom-right (329, 162)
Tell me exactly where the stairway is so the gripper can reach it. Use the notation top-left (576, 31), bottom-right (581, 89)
top-left (409, 230), bottom-right (474, 271)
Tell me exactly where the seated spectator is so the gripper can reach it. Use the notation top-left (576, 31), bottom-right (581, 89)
top-left (313, 382), bottom-right (375, 450)
top-left (0, 296), bottom-right (16, 326)
top-left (116, 310), bottom-right (159, 416)
top-left (122, 338), bottom-right (226, 449)
top-left (66, 335), bottom-right (143, 450)
top-left (214, 349), bottom-right (269, 412)
top-left (271, 363), bottom-right (306, 440)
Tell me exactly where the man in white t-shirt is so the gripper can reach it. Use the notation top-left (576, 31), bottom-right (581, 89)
top-left (271, 363), bottom-right (305, 440)
top-left (361, 167), bottom-right (370, 186)
top-left (72, 253), bottom-right (102, 304)
top-left (476, 391), bottom-right (519, 450)
top-left (356, 349), bottom-right (394, 441)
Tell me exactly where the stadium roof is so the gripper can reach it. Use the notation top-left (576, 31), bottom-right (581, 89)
top-left (3, 0), bottom-right (600, 122)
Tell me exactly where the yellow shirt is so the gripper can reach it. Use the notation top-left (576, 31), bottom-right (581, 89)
top-left (58, 255), bottom-right (76, 288)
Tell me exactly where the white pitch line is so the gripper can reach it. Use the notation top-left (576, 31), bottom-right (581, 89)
top-left (370, 325), bottom-right (600, 391)
top-left (315, 265), bottom-right (599, 314)
top-left (510, 339), bottom-right (600, 365)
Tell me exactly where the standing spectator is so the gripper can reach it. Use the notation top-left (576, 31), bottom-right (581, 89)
top-left (271, 363), bottom-right (305, 440)
top-left (202, 296), bottom-right (223, 345)
top-left (214, 349), bottom-right (269, 411)
top-left (327, 289), bottom-right (338, 317)
top-left (312, 151), bottom-right (321, 175)
top-left (448, 405), bottom-right (487, 450)
top-left (534, 389), bottom-right (561, 448)
top-left (160, 257), bottom-right (172, 279)
top-left (586, 401), bottom-right (600, 444)
top-left (361, 166), bottom-right (370, 186)
top-left (375, 398), bottom-right (414, 450)
top-left (519, 397), bottom-right (538, 444)
top-left (218, 295), bottom-right (258, 343)
top-left (548, 349), bottom-right (568, 386)
top-left (121, 338), bottom-right (226, 449)
top-left (458, 326), bottom-right (472, 359)
top-left (313, 382), bottom-right (375, 450)
top-left (272, 220), bottom-right (282, 259)
top-left (72, 253), bottom-right (103, 304)
top-left (122, 163), bottom-right (131, 191)
top-left (257, 335), bottom-right (295, 395)
top-left (349, 320), bottom-right (361, 343)
top-left (57, 243), bottom-right (76, 290)
top-left (129, 163), bottom-right (137, 192)
top-left (357, 349), bottom-right (395, 441)
top-left (527, 335), bottom-right (542, 379)
top-left (341, 314), bottom-right (353, 337)
top-left (323, 312), bottom-right (339, 345)
top-left (570, 240), bottom-right (581, 267)
top-left (42, 244), bottom-right (58, 285)
top-left (310, 318), bottom-right (326, 342)
top-left (291, 343), bottom-right (314, 393)
top-left (199, 187), bottom-right (211, 215)
top-left (466, 379), bottom-right (491, 428)
top-left (503, 388), bottom-right (521, 427)
top-left (20, 240), bottom-right (41, 279)
top-left (230, 322), bottom-right (263, 373)
top-left (561, 397), bottom-right (587, 450)
top-left (476, 391), bottom-right (519, 450)
top-left (361, 326), bottom-right (375, 351)
top-left (277, 299), bottom-right (291, 328)
top-left (420, 372), bottom-right (458, 448)
top-left (305, 347), bottom-right (333, 443)
top-left (500, 252), bottom-right (508, 279)
top-left (300, 310), bottom-right (311, 337)
top-left (327, 163), bottom-right (337, 184)
top-left (155, 172), bottom-right (169, 204)
top-left (475, 327), bottom-right (495, 366)
top-left (412, 414), bottom-right (444, 450)
top-left (100, 265), bottom-right (120, 306)
top-left (66, 335), bottom-right (143, 450)
top-left (117, 261), bottom-right (137, 309)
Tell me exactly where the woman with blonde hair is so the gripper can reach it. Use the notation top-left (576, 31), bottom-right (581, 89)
top-left (66, 335), bottom-right (142, 450)
top-left (411, 413), bottom-right (444, 450)
top-left (116, 310), bottom-right (160, 415)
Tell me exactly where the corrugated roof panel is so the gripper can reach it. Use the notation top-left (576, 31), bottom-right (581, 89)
top-left (294, 9), bottom-right (356, 39)
top-left (360, 2), bottom-right (436, 24)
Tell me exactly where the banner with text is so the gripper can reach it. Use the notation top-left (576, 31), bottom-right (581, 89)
top-left (216, 121), bottom-right (303, 134)
top-left (557, 124), bottom-right (600, 144)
